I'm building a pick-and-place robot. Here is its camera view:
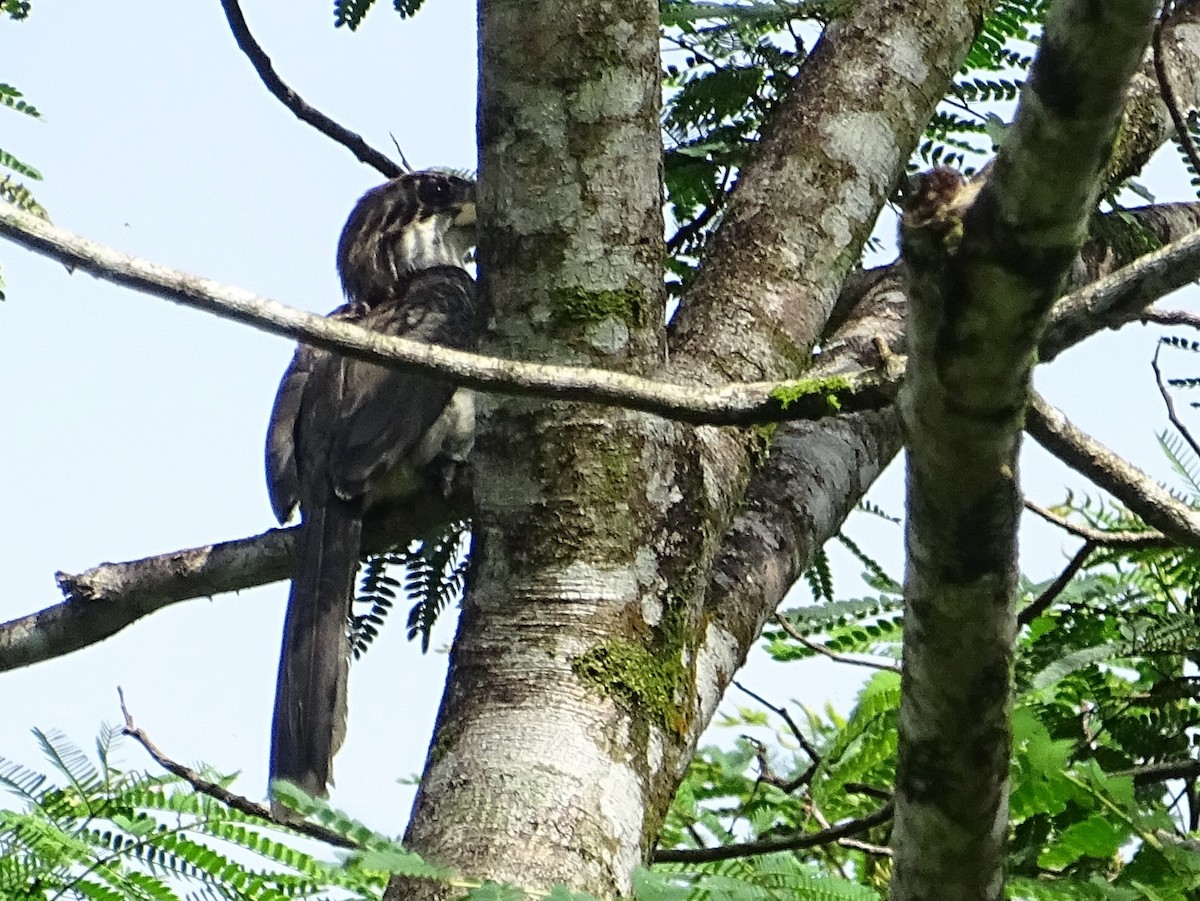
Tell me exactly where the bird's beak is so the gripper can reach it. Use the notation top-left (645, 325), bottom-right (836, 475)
top-left (453, 201), bottom-right (477, 227)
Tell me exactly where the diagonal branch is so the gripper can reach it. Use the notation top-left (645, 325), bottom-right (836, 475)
top-left (1026, 391), bottom-right (1200, 548)
top-left (1024, 499), bottom-right (1171, 547)
top-left (119, 688), bottom-right (356, 849)
top-left (219, 0), bottom-right (402, 178)
top-left (0, 202), bottom-right (893, 427)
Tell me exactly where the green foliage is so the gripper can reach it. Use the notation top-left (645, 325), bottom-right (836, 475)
top-left (1, 4), bottom-right (47, 299)
top-left (0, 727), bottom-right (395, 900)
top-left (1, 731), bottom-right (620, 901)
top-left (655, 436), bottom-right (1200, 898)
top-left (332, 0), bottom-right (425, 30)
top-left (353, 518), bottom-right (470, 656)
top-left (658, 0), bottom-right (1047, 304)
top-left (2, 1), bottom-right (31, 20)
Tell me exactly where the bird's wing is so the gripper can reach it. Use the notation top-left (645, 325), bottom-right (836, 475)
top-left (265, 302), bottom-right (359, 524)
top-left (327, 266), bottom-right (477, 500)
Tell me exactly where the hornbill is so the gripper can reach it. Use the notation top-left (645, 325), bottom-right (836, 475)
top-left (264, 170), bottom-right (478, 805)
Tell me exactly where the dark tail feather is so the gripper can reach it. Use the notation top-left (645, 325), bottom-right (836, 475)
top-left (270, 496), bottom-right (363, 810)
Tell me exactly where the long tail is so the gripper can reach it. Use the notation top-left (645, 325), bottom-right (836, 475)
top-left (269, 496), bottom-right (363, 809)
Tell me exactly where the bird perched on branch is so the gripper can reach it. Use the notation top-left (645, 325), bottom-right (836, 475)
top-left (264, 170), bottom-right (479, 806)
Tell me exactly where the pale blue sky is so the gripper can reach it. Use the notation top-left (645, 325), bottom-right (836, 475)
top-left (0, 1), bottom-right (1195, 836)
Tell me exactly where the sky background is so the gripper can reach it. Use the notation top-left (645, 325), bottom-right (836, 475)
top-left (1, 1), bottom-right (1197, 839)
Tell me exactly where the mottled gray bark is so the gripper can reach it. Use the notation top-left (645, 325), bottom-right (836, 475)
top-left (891, 0), bottom-right (1157, 897)
top-left (398, 0), bottom-right (993, 896)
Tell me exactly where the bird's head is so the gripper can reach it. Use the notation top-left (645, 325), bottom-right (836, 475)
top-left (337, 170), bottom-right (476, 305)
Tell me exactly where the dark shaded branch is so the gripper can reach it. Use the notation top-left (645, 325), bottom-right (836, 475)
top-left (1017, 542), bottom-right (1095, 627)
top-left (733, 679), bottom-right (821, 764)
top-left (119, 688), bottom-right (355, 849)
top-left (219, 0), bottom-right (402, 178)
top-left (1143, 308), bottom-right (1200, 329)
top-left (652, 802), bottom-right (893, 864)
top-left (1154, 1), bottom-right (1200, 177)
top-left (1153, 341), bottom-right (1200, 460)
top-left (1119, 758), bottom-right (1200, 784)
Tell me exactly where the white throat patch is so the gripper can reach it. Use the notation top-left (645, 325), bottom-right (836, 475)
top-left (394, 213), bottom-right (473, 277)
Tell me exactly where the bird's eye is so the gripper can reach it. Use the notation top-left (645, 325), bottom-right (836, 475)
top-left (417, 178), bottom-right (452, 206)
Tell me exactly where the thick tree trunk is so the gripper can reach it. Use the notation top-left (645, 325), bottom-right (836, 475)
top-left (892, 1), bottom-right (1157, 896)
top-left (396, 0), bottom-right (992, 896)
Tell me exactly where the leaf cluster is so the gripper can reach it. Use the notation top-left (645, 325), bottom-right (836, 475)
top-left (353, 518), bottom-right (471, 656)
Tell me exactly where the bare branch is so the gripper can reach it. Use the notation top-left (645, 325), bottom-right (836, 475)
top-left (732, 679), bottom-right (821, 764)
top-left (1026, 391), bottom-right (1200, 548)
top-left (219, 0), bottom-right (402, 178)
top-left (118, 688), bottom-right (355, 849)
top-left (1024, 499), bottom-right (1172, 547)
top-left (0, 529), bottom-right (294, 672)
top-left (1017, 542), bottom-right (1095, 627)
top-left (1143, 308), bottom-right (1200, 329)
top-left (1152, 341), bottom-right (1200, 460)
top-left (0, 202), bottom-right (894, 427)
top-left (652, 802), bottom-right (893, 864)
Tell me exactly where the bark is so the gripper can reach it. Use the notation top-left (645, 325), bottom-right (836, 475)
top-left (394, 1), bottom-right (670, 896)
top-left (399, 0), bottom-right (992, 896)
top-left (891, 0), bottom-right (1157, 897)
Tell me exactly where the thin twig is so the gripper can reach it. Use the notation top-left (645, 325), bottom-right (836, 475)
top-left (117, 688), bottom-right (355, 849)
top-left (774, 615), bottom-right (902, 674)
top-left (732, 680), bottom-right (821, 764)
top-left (652, 802), bottom-right (893, 863)
top-left (742, 735), bottom-right (812, 795)
top-left (1024, 500), bottom-right (1171, 548)
top-left (1143, 308), bottom-right (1200, 329)
top-left (844, 783), bottom-right (893, 802)
top-left (838, 837), bottom-right (893, 856)
top-left (1017, 541), bottom-right (1095, 627)
top-left (1153, 341), bottom-right (1200, 460)
top-left (220, 0), bottom-right (402, 178)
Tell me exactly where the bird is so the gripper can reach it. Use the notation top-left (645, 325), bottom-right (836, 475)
top-left (264, 170), bottom-right (479, 807)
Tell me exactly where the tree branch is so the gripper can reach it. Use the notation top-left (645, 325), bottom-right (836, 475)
top-left (651, 802), bottom-right (893, 864)
top-left (1017, 541), bottom-right (1095, 627)
top-left (118, 688), bottom-right (355, 849)
top-left (1041, 210), bottom-right (1200, 362)
top-left (1143, 307), bottom-right (1200, 329)
top-left (1024, 499), bottom-right (1171, 547)
top-left (219, 0), bottom-right (402, 178)
top-left (1026, 391), bottom-right (1200, 548)
top-left (1152, 340), bottom-right (1200, 460)
top-left (892, 0), bottom-right (1158, 894)
top-left (1118, 757), bottom-right (1200, 784)
top-left (0, 202), bottom-right (894, 427)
